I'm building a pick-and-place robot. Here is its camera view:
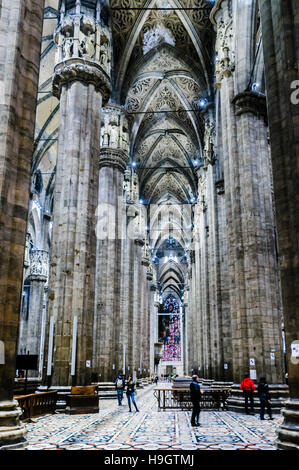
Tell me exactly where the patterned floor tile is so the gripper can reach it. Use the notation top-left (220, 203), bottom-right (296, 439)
top-left (22, 384), bottom-right (283, 450)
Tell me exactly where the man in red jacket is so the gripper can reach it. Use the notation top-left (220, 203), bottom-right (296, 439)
top-left (240, 373), bottom-right (255, 415)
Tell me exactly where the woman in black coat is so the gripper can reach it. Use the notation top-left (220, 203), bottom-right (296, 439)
top-left (126, 377), bottom-right (139, 412)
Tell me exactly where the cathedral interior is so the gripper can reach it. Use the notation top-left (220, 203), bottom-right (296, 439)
top-left (0, 0), bottom-right (298, 451)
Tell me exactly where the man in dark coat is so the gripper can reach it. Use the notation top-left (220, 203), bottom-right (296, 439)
top-left (258, 377), bottom-right (273, 420)
top-left (190, 375), bottom-right (201, 426)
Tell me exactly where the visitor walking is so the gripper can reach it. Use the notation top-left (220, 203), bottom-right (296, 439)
top-left (154, 375), bottom-right (158, 385)
top-left (240, 373), bottom-right (255, 415)
top-left (115, 374), bottom-right (126, 406)
top-left (126, 377), bottom-right (139, 412)
top-left (190, 375), bottom-right (201, 427)
top-left (258, 377), bottom-right (273, 420)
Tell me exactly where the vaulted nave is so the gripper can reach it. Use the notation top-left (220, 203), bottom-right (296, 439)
top-left (0, 0), bottom-right (298, 451)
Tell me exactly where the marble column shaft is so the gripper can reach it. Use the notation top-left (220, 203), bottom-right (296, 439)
top-left (233, 93), bottom-right (284, 384)
top-left (258, 0), bottom-right (299, 449)
top-left (47, 81), bottom-right (102, 386)
top-left (95, 163), bottom-right (125, 381)
top-left (0, 0), bottom-right (44, 448)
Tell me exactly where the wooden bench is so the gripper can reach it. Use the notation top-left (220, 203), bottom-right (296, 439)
top-left (67, 385), bottom-right (99, 415)
top-left (14, 390), bottom-right (58, 421)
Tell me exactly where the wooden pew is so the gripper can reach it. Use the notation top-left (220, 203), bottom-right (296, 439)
top-left (67, 385), bottom-right (99, 415)
top-left (14, 390), bottom-right (58, 421)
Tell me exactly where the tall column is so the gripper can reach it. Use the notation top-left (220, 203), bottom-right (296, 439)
top-left (212, 0), bottom-right (246, 384)
top-left (195, 167), bottom-right (211, 379)
top-left (149, 284), bottom-right (158, 375)
top-left (119, 201), bottom-right (138, 378)
top-left (211, 0), bottom-right (286, 410)
top-left (232, 91), bottom-right (284, 383)
top-left (118, 169), bottom-right (140, 378)
top-left (94, 105), bottom-right (129, 381)
top-left (46, 5), bottom-right (111, 387)
top-left (258, 0), bottom-right (299, 449)
top-left (0, 0), bottom-right (44, 449)
top-left (216, 178), bottom-right (233, 382)
top-left (202, 112), bottom-right (224, 381)
top-left (25, 250), bottom-right (49, 376)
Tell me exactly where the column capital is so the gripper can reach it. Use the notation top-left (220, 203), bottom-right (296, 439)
top-left (29, 250), bottom-right (49, 283)
top-left (53, 11), bottom-right (112, 103)
top-left (53, 59), bottom-right (111, 103)
top-left (232, 91), bottom-right (267, 123)
top-left (99, 148), bottom-right (129, 173)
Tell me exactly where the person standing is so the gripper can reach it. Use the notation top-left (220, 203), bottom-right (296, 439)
top-left (258, 377), bottom-right (273, 420)
top-left (190, 375), bottom-right (201, 427)
top-left (126, 377), bottom-right (139, 412)
top-left (115, 374), bottom-right (126, 406)
top-left (240, 373), bottom-right (255, 415)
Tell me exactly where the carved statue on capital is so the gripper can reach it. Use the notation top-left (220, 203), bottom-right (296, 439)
top-left (53, 4), bottom-right (112, 102)
top-left (212, 1), bottom-right (235, 88)
top-left (101, 105), bottom-right (130, 154)
top-left (99, 105), bottom-right (130, 172)
top-left (123, 168), bottom-right (139, 205)
top-left (29, 250), bottom-right (49, 283)
top-left (203, 116), bottom-right (216, 168)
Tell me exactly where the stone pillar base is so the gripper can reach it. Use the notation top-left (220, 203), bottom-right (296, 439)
top-left (0, 400), bottom-right (27, 449)
top-left (276, 399), bottom-right (299, 450)
top-left (226, 384), bottom-right (289, 414)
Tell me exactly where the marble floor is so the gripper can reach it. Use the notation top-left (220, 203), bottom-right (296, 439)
top-left (21, 384), bottom-right (282, 450)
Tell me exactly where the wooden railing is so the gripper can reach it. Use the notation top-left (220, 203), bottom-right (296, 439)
top-left (154, 387), bottom-right (231, 411)
top-left (14, 391), bottom-right (58, 421)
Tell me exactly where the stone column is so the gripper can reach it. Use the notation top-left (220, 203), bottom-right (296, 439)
top-left (0, 0), bottom-right (44, 449)
top-left (195, 167), bottom-right (212, 379)
top-left (94, 105), bottom-right (129, 381)
top-left (211, 0), bottom-right (286, 409)
top-left (258, 0), bottom-right (299, 448)
top-left (149, 284), bottom-right (158, 375)
top-left (133, 236), bottom-right (145, 379)
top-left (25, 250), bottom-right (49, 376)
top-left (46, 7), bottom-right (111, 388)
top-left (143, 244), bottom-right (153, 376)
top-left (118, 201), bottom-right (138, 378)
top-left (215, 178), bottom-right (233, 382)
top-left (202, 112), bottom-right (224, 381)
top-left (232, 91), bottom-right (284, 384)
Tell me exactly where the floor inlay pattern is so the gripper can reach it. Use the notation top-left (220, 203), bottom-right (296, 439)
top-left (22, 385), bottom-right (282, 450)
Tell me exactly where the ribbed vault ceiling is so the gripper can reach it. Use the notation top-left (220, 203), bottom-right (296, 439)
top-left (36, 0), bottom-right (215, 301)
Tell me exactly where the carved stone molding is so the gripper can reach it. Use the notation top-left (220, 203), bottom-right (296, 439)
top-left (52, 59), bottom-right (111, 104)
top-left (216, 179), bottom-right (225, 195)
top-left (99, 148), bottom-right (129, 173)
top-left (28, 250), bottom-right (49, 282)
top-left (101, 104), bottom-right (130, 154)
top-left (232, 91), bottom-right (268, 123)
top-left (134, 236), bottom-right (145, 247)
top-left (203, 115), bottom-right (216, 168)
top-left (210, 0), bottom-right (235, 88)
